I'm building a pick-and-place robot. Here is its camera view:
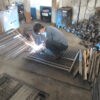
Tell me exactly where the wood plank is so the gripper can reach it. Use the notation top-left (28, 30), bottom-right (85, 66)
top-left (89, 50), bottom-right (95, 82)
top-left (91, 51), bottom-right (97, 82)
top-left (96, 56), bottom-right (100, 76)
top-left (79, 49), bottom-right (82, 75)
top-left (73, 66), bottom-right (79, 77)
top-left (69, 51), bottom-right (79, 72)
top-left (83, 50), bottom-right (87, 80)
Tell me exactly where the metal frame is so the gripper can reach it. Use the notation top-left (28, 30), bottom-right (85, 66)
top-left (27, 50), bottom-right (79, 72)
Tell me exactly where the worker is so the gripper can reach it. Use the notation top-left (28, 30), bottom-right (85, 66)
top-left (33, 23), bottom-right (68, 59)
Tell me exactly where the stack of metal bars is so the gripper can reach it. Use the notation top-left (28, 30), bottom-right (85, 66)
top-left (0, 74), bottom-right (48, 100)
top-left (0, 30), bottom-right (29, 60)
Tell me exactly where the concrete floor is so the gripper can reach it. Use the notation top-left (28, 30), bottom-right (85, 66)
top-left (0, 21), bottom-right (91, 100)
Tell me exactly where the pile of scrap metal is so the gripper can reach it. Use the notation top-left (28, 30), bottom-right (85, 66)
top-left (67, 15), bottom-right (100, 47)
top-left (66, 8), bottom-right (100, 47)
top-left (73, 48), bottom-right (100, 83)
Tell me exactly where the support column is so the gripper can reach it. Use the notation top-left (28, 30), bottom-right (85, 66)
top-left (24, 0), bottom-right (31, 23)
top-left (0, 0), bottom-right (9, 10)
top-left (52, 0), bottom-right (57, 24)
top-left (59, 0), bottom-right (62, 8)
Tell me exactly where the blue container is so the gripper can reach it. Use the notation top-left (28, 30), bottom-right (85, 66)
top-left (56, 10), bottom-right (67, 28)
top-left (31, 8), bottom-right (37, 19)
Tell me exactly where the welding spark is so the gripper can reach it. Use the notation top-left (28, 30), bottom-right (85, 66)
top-left (29, 43), bottom-right (45, 54)
top-left (15, 32), bottom-right (46, 54)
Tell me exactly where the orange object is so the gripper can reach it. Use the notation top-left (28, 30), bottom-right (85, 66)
top-left (24, 10), bottom-right (31, 23)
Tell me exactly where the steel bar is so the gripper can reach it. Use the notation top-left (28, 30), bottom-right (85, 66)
top-left (0, 35), bottom-right (17, 47)
top-left (4, 43), bottom-right (26, 60)
top-left (36, 53), bottom-right (73, 67)
top-left (0, 39), bottom-right (23, 55)
top-left (44, 51), bottom-right (74, 61)
top-left (28, 55), bottom-right (70, 71)
top-left (0, 41), bottom-right (23, 55)
top-left (0, 32), bottom-right (17, 42)
top-left (0, 29), bottom-right (16, 40)
top-left (28, 53), bottom-right (72, 70)
top-left (0, 31), bottom-right (30, 59)
top-left (0, 34), bottom-right (22, 48)
top-left (69, 51), bottom-right (79, 72)
top-left (0, 33), bottom-right (20, 51)
top-left (11, 45), bottom-right (29, 58)
top-left (64, 47), bottom-right (79, 61)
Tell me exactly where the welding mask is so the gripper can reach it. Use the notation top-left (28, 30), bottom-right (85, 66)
top-left (41, 32), bottom-right (47, 38)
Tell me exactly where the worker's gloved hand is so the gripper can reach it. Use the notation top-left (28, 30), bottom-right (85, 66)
top-left (40, 42), bottom-right (46, 50)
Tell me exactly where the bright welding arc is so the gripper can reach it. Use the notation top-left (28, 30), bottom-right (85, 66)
top-left (15, 31), bottom-right (46, 54)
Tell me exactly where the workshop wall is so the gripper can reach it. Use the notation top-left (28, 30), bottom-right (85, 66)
top-left (10, 0), bottom-right (24, 3)
top-left (0, 1), bottom-right (4, 10)
top-left (61, 0), bottom-right (100, 22)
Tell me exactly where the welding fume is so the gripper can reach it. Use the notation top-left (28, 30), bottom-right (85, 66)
top-left (32, 23), bottom-right (68, 59)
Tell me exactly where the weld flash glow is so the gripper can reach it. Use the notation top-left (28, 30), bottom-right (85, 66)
top-left (15, 33), bottom-right (45, 54)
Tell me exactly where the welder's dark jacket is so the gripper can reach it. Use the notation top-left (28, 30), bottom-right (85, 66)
top-left (45, 26), bottom-right (68, 47)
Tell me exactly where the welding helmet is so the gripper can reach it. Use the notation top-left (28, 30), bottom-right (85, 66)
top-left (41, 32), bottom-right (47, 38)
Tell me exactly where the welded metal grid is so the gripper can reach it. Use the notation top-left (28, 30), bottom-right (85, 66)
top-left (0, 74), bottom-right (48, 100)
top-left (27, 47), bottom-right (79, 72)
top-left (0, 30), bottom-right (29, 60)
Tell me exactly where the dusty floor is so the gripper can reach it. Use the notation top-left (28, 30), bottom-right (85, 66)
top-left (0, 21), bottom-right (91, 100)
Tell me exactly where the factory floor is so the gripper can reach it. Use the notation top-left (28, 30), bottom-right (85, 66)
top-left (0, 21), bottom-right (91, 100)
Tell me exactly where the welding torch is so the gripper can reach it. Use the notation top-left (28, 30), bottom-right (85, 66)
top-left (15, 30), bottom-right (46, 54)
